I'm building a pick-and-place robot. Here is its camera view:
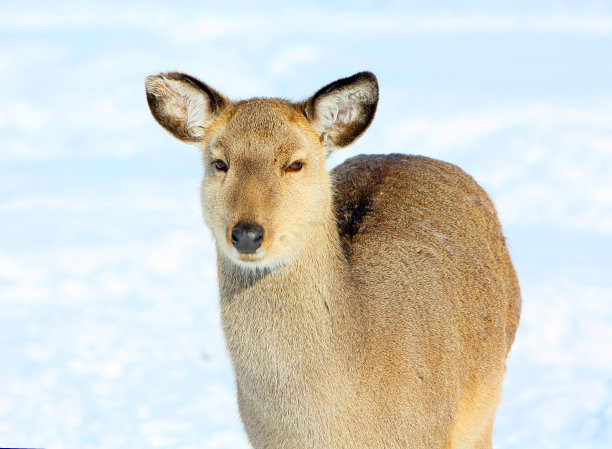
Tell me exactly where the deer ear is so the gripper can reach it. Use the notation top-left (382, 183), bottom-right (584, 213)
top-left (145, 72), bottom-right (230, 143)
top-left (302, 72), bottom-right (378, 151)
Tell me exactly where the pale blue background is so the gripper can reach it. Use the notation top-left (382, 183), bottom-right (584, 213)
top-left (1, 1), bottom-right (611, 448)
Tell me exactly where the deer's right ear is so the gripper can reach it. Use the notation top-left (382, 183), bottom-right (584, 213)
top-left (145, 72), bottom-right (230, 143)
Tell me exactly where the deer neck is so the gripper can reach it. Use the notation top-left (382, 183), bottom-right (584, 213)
top-left (216, 212), bottom-right (356, 398)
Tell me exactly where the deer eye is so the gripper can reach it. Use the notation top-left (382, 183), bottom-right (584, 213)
top-left (214, 160), bottom-right (228, 171)
top-left (286, 161), bottom-right (303, 172)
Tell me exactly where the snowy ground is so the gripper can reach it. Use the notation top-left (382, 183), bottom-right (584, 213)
top-left (1, 1), bottom-right (611, 448)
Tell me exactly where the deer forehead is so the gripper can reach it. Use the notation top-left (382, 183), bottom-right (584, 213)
top-left (209, 99), bottom-right (320, 163)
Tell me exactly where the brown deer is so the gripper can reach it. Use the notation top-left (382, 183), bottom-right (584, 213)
top-left (144, 71), bottom-right (521, 449)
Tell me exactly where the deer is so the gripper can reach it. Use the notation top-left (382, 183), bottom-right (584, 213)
top-left (144, 71), bottom-right (521, 449)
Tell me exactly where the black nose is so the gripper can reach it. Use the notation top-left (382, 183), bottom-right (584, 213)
top-left (231, 222), bottom-right (264, 254)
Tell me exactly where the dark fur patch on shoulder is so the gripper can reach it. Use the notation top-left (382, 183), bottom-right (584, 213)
top-left (332, 154), bottom-right (410, 257)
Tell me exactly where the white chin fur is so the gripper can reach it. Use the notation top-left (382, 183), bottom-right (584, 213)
top-left (221, 246), bottom-right (289, 272)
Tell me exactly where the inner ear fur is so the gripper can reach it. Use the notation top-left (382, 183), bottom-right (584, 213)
top-left (145, 72), bottom-right (229, 143)
top-left (302, 71), bottom-right (379, 150)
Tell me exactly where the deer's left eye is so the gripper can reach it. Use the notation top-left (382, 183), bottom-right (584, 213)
top-left (286, 161), bottom-right (303, 172)
top-left (214, 160), bottom-right (228, 171)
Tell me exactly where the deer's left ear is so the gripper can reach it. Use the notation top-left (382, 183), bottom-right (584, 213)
top-left (302, 71), bottom-right (378, 151)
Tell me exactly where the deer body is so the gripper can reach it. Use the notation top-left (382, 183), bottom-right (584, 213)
top-left (145, 72), bottom-right (521, 449)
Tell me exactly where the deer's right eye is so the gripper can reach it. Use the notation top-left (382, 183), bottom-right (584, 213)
top-left (214, 160), bottom-right (228, 171)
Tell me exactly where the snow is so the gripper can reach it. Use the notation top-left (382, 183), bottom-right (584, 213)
top-left (1, 1), bottom-right (611, 448)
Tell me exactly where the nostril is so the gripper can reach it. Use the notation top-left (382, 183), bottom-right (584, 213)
top-left (231, 222), bottom-right (265, 254)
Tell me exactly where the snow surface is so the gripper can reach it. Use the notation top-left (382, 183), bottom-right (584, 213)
top-left (1, 1), bottom-right (611, 448)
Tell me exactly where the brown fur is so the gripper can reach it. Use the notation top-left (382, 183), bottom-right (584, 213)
top-left (144, 71), bottom-right (521, 448)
